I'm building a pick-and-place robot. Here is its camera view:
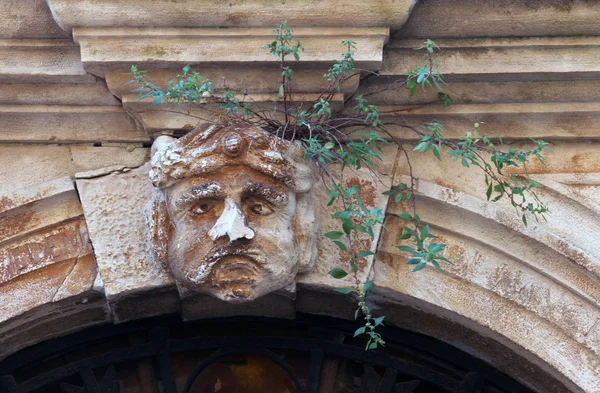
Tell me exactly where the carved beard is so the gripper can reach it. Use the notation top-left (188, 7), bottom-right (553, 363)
top-left (168, 236), bottom-right (287, 301)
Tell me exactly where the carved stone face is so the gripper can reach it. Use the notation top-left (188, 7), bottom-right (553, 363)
top-left (148, 124), bottom-right (317, 303)
top-left (165, 166), bottom-right (298, 302)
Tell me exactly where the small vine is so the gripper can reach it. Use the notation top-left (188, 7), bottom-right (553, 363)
top-left (129, 21), bottom-right (551, 351)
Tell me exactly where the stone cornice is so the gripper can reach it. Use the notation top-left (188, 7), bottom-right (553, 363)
top-left (73, 27), bottom-right (390, 78)
top-left (47, 0), bottom-right (419, 31)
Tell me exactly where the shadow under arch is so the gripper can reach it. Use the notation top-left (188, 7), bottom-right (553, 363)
top-left (0, 314), bottom-right (555, 393)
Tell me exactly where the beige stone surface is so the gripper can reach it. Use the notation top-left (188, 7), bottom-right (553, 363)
top-left (0, 146), bottom-right (74, 191)
top-left (0, 106), bottom-right (147, 143)
top-left (0, 82), bottom-right (121, 106)
top-left (360, 79), bottom-right (600, 106)
top-left (382, 37), bottom-right (600, 81)
top-left (76, 164), bottom-right (177, 320)
top-left (372, 140), bottom-right (600, 392)
top-left (48, 0), bottom-right (417, 30)
top-left (0, 0), bottom-right (70, 39)
top-left (70, 145), bottom-right (149, 174)
top-left (0, 40), bottom-right (93, 84)
top-left (396, 0), bottom-right (600, 38)
top-left (375, 104), bottom-right (600, 140)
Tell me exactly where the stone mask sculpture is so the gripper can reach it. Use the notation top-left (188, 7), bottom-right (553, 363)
top-left (148, 123), bottom-right (318, 302)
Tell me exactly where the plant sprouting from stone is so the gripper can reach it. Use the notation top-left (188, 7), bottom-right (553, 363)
top-left (128, 22), bottom-right (551, 351)
top-left (264, 20), bottom-right (304, 123)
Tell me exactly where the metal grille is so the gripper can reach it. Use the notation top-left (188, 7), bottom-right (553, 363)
top-left (0, 315), bottom-right (537, 393)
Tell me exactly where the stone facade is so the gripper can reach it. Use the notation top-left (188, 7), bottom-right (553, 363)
top-left (1, 1), bottom-right (600, 392)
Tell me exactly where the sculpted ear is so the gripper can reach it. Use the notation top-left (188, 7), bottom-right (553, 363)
top-left (148, 190), bottom-right (174, 268)
top-left (294, 192), bottom-right (318, 273)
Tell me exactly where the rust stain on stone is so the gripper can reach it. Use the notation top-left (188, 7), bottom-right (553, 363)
top-left (0, 220), bottom-right (91, 285)
top-left (345, 178), bottom-right (377, 207)
top-left (0, 196), bottom-right (13, 212)
top-left (434, 177), bottom-right (455, 191)
top-left (0, 208), bottom-right (38, 243)
top-left (338, 238), bottom-right (372, 271)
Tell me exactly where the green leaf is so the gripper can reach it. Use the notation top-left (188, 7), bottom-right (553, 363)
top-left (363, 280), bottom-right (373, 292)
top-left (349, 259), bottom-right (358, 274)
top-left (326, 191), bottom-right (339, 206)
top-left (342, 220), bottom-right (353, 235)
top-left (374, 316), bottom-right (385, 326)
top-left (355, 308), bottom-right (360, 320)
top-left (412, 262), bottom-right (427, 272)
top-left (414, 141), bottom-right (431, 152)
top-left (357, 250), bottom-right (375, 258)
top-left (407, 258), bottom-right (421, 265)
top-left (433, 145), bottom-right (441, 160)
top-left (328, 268), bottom-right (348, 279)
top-left (368, 342), bottom-right (378, 350)
top-left (324, 231), bottom-right (344, 240)
top-left (354, 326), bottom-right (366, 337)
top-left (420, 224), bottom-right (431, 239)
top-left (396, 245), bottom-right (415, 253)
top-left (486, 183), bottom-right (493, 201)
top-left (398, 212), bottom-right (412, 220)
top-left (461, 157), bottom-right (470, 168)
top-left (334, 287), bottom-right (353, 294)
top-left (400, 230), bottom-right (413, 240)
top-left (522, 214), bottom-right (528, 227)
top-left (333, 211), bottom-right (352, 220)
top-left (279, 84), bottom-right (285, 97)
top-left (428, 243), bottom-right (445, 253)
top-left (333, 241), bottom-right (348, 251)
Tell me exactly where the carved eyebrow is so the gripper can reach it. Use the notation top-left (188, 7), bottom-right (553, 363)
top-left (176, 182), bottom-right (224, 205)
top-left (243, 181), bottom-right (288, 206)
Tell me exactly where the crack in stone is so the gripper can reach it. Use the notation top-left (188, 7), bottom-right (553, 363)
top-left (51, 258), bottom-right (79, 303)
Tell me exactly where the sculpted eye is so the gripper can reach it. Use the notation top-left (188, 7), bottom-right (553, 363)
top-left (191, 202), bottom-right (214, 215)
top-left (249, 201), bottom-right (274, 216)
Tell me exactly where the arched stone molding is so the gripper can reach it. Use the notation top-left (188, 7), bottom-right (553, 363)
top-left (0, 0), bottom-right (600, 392)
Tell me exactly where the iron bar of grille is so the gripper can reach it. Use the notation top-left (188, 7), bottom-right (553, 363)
top-left (305, 350), bottom-right (324, 393)
top-left (0, 315), bottom-right (540, 393)
top-left (150, 328), bottom-right (178, 393)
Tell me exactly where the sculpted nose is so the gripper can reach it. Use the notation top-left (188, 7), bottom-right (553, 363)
top-left (208, 199), bottom-right (255, 242)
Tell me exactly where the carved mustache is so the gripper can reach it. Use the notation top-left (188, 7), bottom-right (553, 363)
top-left (205, 242), bottom-right (266, 265)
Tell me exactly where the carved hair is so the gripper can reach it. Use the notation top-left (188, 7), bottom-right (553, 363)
top-left (148, 123), bottom-right (318, 274)
top-left (149, 123), bottom-right (313, 193)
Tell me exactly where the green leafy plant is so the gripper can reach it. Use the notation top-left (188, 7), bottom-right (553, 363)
top-left (129, 21), bottom-right (550, 350)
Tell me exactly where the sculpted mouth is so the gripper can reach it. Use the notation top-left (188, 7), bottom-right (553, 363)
top-left (185, 248), bottom-right (264, 285)
top-left (212, 255), bottom-right (261, 283)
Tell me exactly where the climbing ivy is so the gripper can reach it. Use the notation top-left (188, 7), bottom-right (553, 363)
top-left (130, 21), bottom-right (551, 351)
